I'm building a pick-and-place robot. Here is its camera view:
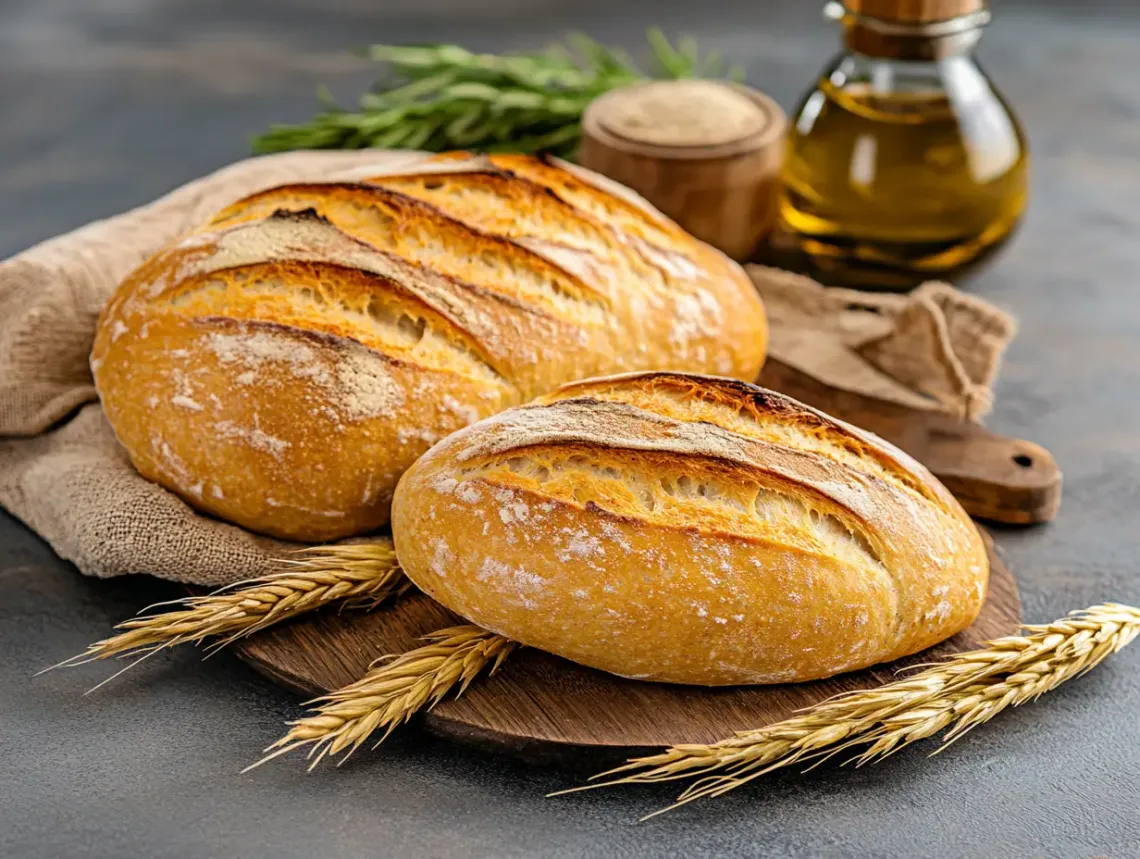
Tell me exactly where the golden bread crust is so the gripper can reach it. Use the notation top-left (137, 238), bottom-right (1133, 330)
top-left (93, 154), bottom-right (767, 541)
top-left (391, 371), bottom-right (989, 686)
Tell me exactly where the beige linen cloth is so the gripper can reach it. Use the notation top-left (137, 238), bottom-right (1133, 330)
top-left (0, 151), bottom-right (1015, 587)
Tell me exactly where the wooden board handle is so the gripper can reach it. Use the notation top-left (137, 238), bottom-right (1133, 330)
top-left (910, 415), bottom-right (1060, 524)
top-left (759, 359), bottom-right (1062, 525)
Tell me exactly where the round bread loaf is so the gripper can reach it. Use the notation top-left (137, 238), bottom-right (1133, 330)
top-left (391, 372), bottom-right (989, 686)
top-left (91, 153), bottom-right (767, 541)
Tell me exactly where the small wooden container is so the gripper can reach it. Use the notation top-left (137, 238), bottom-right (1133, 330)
top-left (579, 80), bottom-right (787, 261)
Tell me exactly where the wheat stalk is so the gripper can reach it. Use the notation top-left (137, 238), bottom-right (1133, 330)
top-left (848, 604), bottom-right (1140, 764)
top-left (247, 625), bottom-right (517, 771)
top-left (45, 541), bottom-right (408, 689)
top-left (558, 604), bottom-right (1140, 818)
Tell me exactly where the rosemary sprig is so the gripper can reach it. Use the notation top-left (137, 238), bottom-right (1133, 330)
top-left (253, 29), bottom-right (743, 159)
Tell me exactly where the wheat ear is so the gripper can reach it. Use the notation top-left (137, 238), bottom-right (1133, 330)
top-left (247, 625), bottom-right (517, 772)
top-left (44, 542), bottom-right (408, 687)
top-left (559, 603), bottom-right (1140, 818)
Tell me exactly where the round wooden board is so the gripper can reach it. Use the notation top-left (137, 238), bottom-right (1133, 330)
top-left (235, 529), bottom-right (1019, 764)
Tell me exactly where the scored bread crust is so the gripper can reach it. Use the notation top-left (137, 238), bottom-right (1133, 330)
top-left (391, 372), bottom-right (989, 686)
top-left (91, 153), bottom-right (768, 541)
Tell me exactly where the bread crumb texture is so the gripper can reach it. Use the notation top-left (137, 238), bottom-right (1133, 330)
top-left (91, 153), bottom-right (768, 541)
top-left (392, 372), bottom-right (989, 687)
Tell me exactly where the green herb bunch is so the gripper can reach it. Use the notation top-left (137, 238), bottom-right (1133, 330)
top-left (253, 29), bottom-right (743, 160)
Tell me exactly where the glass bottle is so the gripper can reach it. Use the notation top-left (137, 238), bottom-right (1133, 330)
top-left (770, 0), bottom-right (1029, 290)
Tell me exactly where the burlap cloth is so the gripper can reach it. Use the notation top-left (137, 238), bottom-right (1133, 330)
top-left (0, 151), bottom-right (1015, 587)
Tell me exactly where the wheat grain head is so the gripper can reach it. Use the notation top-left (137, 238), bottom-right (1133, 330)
top-left (247, 624), bottom-right (517, 771)
top-left (557, 603), bottom-right (1140, 818)
top-left (44, 541), bottom-right (408, 688)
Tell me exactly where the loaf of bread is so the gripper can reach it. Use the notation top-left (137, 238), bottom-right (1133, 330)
top-left (391, 372), bottom-right (989, 686)
top-left (91, 153), bottom-right (767, 541)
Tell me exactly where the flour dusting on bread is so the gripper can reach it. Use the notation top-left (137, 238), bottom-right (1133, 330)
top-left (207, 328), bottom-right (403, 423)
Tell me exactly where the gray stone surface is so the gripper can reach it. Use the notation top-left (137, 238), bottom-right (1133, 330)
top-left (3, 1), bottom-right (1140, 856)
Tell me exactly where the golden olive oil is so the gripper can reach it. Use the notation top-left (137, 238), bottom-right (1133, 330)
top-left (772, 6), bottom-right (1029, 289)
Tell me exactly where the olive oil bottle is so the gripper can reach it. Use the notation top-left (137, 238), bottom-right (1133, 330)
top-left (772, 0), bottom-right (1028, 289)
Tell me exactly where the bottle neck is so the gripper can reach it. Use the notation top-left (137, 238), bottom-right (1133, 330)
top-left (844, 23), bottom-right (981, 60)
top-left (825, 1), bottom-right (988, 61)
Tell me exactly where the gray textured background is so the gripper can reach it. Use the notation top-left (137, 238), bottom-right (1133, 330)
top-left (3, 1), bottom-right (1140, 857)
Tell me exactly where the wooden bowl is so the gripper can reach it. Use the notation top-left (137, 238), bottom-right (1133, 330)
top-left (580, 80), bottom-right (788, 261)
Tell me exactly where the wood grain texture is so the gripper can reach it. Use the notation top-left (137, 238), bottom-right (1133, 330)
top-left (235, 530), bottom-right (1018, 763)
top-left (760, 359), bottom-right (1062, 524)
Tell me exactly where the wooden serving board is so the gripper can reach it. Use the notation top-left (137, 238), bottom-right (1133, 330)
top-left (236, 531), bottom-right (1019, 764)
top-left (759, 359), bottom-right (1062, 525)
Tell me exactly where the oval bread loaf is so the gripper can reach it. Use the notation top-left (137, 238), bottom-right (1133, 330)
top-left (391, 372), bottom-right (989, 686)
top-left (91, 153), bottom-right (767, 541)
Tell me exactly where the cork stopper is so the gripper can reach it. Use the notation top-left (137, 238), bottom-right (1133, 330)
top-left (844, 0), bottom-right (985, 23)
